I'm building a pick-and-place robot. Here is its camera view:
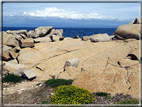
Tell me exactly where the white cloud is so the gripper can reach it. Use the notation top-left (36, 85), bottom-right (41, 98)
top-left (23, 7), bottom-right (101, 19)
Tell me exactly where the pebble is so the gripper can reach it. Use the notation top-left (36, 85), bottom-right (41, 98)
top-left (51, 93), bottom-right (54, 96)
top-left (39, 84), bottom-right (42, 87)
top-left (20, 88), bottom-right (25, 91)
top-left (35, 86), bottom-right (38, 88)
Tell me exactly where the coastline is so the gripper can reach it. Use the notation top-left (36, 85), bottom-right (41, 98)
top-left (1, 18), bottom-right (141, 104)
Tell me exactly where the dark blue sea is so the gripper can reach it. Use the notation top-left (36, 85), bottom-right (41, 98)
top-left (2, 27), bottom-right (116, 38)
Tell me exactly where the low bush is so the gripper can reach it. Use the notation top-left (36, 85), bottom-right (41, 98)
top-left (116, 98), bottom-right (139, 104)
top-left (51, 85), bottom-right (95, 104)
top-left (42, 100), bottom-right (50, 104)
top-left (96, 92), bottom-right (109, 96)
top-left (2, 74), bottom-right (24, 83)
top-left (44, 79), bottom-right (73, 88)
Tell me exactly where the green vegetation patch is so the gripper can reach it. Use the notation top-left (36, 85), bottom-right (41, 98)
top-left (3, 74), bottom-right (24, 83)
top-left (116, 98), bottom-right (139, 104)
top-left (44, 79), bottom-right (73, 88)
top-left (51, 85), bottom-right (95, 104)
top-left (96, 92), bottom-right (109, 96)
top-left (42, 100), bottom-right (50, 104)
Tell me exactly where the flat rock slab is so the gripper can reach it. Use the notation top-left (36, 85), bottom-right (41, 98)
top-left (23, 69), bottom-right (36, 79)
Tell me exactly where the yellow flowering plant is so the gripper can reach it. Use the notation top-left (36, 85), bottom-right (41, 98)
top-left (51, 85), bottom-right (95, 104)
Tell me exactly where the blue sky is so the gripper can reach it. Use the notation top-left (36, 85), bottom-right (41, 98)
top-left (2, 1), bottom-right (141, 28)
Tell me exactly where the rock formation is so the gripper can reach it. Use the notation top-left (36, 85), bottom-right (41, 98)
top-left (114, 18), bottom-right (141, 40)
top-left (1, 18), bottom-right (141, 99)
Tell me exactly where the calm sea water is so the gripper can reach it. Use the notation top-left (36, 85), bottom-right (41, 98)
top-left (2, 27), bottom-right (116, 38)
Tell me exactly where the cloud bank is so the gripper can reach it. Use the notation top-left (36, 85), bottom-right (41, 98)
top-left (23, 7), bottom-right (104, 19)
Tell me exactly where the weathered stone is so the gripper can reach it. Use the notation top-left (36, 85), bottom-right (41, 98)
top-left (3, 62), bottom-right (26, 76)
top-left (35, 26), bottom-right (53, 37)
top-left (3, 45), bottom-right (18, 61)
top-left (64, 58), bottom-right (80, 69)
top-left (19, 38), bottom-right (34, 48)
top-left (34, 37), bottom-right (51, 43)
top-left (90, 33), bottom-right (111, 42)
top-left (23, 69), bottom-right (36, 79)
top-left (48, 29), bottom-right (63, 37)
top-left (20, 34), bottom-right (27, 39)
top-left (8, 59), bottom-right (18, 64)
top-left (59, 35), bottom-right (64, 41)
top-left (50, 35), bottom-right (59, 42)
top-left (6, 30), bottom-right (27, 36)
top-left (82, 36), bottom-right (90, 41)
top-left (27, 30), bottom-right (39, 38)
top-left (3, 45), bottom-right (12, 61)
top-left (114, 18), bottom-right (141, 40)
top-left (3, 34), bottom-right (19, 47)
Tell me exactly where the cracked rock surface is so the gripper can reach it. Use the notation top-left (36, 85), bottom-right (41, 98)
top-left (3, 38), bottom-right (140, 100)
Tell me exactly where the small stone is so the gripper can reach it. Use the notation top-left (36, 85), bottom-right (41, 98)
top-left (20, 88), bottom-right (25, 91)
top-left (51, 93), bottom-right (54, 96)
top-left (39, 84), bottom-right (42, 87)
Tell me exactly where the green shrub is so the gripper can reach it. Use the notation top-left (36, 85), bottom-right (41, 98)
top-left (116, 98), bottom-right (139, 104)
top-left (44, 79), bottom-right (73, 88)
top-left (42, 100), bottom-right (50, 104)
top-left (51, 85), bottom-right (95, 104)
top-left (96, 92), bottom-right (109, 96)
top-left (2, 74), bottom-right (24, 83)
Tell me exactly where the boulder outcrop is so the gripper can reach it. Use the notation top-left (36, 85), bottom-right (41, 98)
top-left (1, 22), bottom-right (140, 99)
top-left (114, 18), bottom-right (141, 40)
top-left (3, 62), bottom-right (27, 76)
top-left (35, 26), bottom-right (53, 37)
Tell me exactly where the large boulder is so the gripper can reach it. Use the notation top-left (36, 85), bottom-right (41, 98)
top-left (35, 26), bottom-right (53, 37)
top-left (48, 29), bottom-right (63, 37)
top-left (89, 33), bottom-right (113, 42)
top-left (3, 45), bottom-right (19, 61)
top-left (2, 45), bottom-right (12, 61)
top-left (27, 30), bottom-right (38, 38)
top-left (19, 38), bottom-right (34, 48)
top-left (3, 34), bottom-right (20, 47)
top-left (3, 62), bottom-right (27, 76)
top-left (114, 18), bottom-right (141, 40)
top-left (6, 30), bottom-right (27, 36)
